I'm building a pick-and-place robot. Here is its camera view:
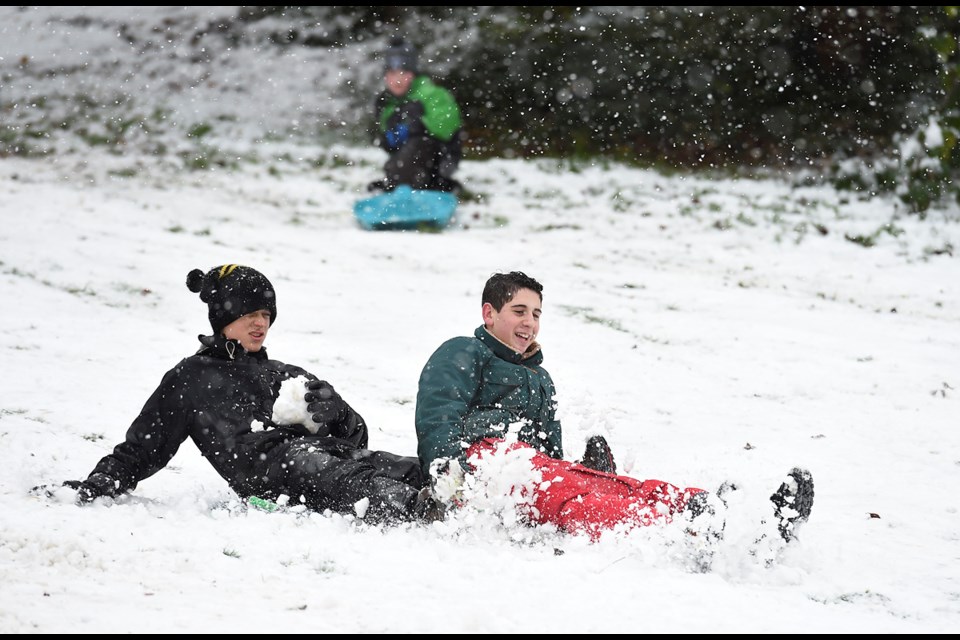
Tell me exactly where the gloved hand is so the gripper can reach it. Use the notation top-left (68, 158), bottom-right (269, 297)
top-left (429, 457), bottom-right (467, 506)
top-left (303, 379), bottom-right (347, 435)
top-left (64, 472), bottom-right (118, 504)
top-left (384, 122), bottom-right (410, 150)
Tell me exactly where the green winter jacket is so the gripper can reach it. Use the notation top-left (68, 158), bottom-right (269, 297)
top-left (378, 75), bottom-right (461, 142)
top-left (415, 326), bottom-right (563, 475)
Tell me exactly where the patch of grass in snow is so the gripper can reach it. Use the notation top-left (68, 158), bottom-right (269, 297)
top-left (923, 242), bottom-right (954, 256)
top-left (557, 304), bottom-right (629, 333)
top-left (111, 282), bottom-right (156, 298)
top-left (812, 589), bottom-right (892, 607)
top-left (844, 223), bottom-right (905, 248)
top-left (179, 145), bottom-right (242, 171)
top-left (61, 283), bottom-right (96, 298)
top-left (107, 167), bottom-right (140, 178)
top-left (187, 123), bottom-right (213, 140)
top-left (533, 224), bottom-right (582, 232)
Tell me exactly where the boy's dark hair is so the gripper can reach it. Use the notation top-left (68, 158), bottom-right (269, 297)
top-left (482, 271), bottom-right (543, 311)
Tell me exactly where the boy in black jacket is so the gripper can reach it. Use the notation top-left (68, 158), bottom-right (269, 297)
top-left (66, 264), bottom-right (442, 523)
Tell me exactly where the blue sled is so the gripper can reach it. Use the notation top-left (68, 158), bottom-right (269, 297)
top-left (354, 185), bottom-right (457, 231)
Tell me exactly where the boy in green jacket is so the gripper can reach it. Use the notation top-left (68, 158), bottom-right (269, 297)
top-left (414, 271), bottom-right (814, 549)
top-left (369, 36), bottom-right (463, 194)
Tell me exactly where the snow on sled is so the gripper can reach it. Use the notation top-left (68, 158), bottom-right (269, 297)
top-left (354, 185), bottom-right (457, 231)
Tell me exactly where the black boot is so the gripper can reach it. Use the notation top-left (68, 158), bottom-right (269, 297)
top-left (578, 435), bottom-right (617, 474)
top-left (682, 490), bottom-right (726, 573)
top-left (684, 491), bottom-right (714, 520)
top-left (431, 175), bottom-right (463, 195)
top-left (367, 179), bottom-right (395, 193)
top-left (362, 477), bottom-right (440, 524)
top-left (769, 467), bottom-right (814, 542)
top-left (683, 490), bottom-right (727, 539)
top-left (412, 487), bottom-right (446, 523)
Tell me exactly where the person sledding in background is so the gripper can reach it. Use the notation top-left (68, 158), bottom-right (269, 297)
top-left (414, 270), bottom-right (815, 552)
top-left (367, 36), bottom-right (464, 195)
top-left (64, 264), bottom-right (444, 524)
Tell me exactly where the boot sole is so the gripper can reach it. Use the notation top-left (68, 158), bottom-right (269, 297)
top-left (771, 467), bottom-right (814, 541)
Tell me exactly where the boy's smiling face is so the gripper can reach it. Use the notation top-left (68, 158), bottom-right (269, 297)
top-left (385, 69), bottom-right (414, 96)
top-left (482, 287), bottom-right (541, 354)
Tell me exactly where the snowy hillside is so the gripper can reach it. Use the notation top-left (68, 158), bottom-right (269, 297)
top-left (1, 6), bottom-right (958, 634)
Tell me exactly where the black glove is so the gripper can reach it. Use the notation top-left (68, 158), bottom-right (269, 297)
top-left (304, 380), bottom-right (348, 433)
top-left (65, 472), bottom-right (118, 504)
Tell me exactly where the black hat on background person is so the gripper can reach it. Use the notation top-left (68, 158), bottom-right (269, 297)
top-left (384, 36), bottom-right (418, 73)
top-left (186, 264), bottom-right (277, 334)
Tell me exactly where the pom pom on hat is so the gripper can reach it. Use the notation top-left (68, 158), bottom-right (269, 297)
top-left (186, 269), bottom-right (205, 294)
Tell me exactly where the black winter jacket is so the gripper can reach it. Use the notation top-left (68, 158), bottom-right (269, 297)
top-left (88, 334), bottom-right (424, 519)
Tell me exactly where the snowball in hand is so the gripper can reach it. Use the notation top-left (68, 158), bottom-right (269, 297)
top-left (271, 376), bottom-right (317, 433)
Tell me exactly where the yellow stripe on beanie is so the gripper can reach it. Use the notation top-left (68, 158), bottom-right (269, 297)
top-left (218, 264), bottom-right (240, 279)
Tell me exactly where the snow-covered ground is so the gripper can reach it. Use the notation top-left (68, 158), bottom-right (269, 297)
top-left (1, 6), bottom-right (958, 633)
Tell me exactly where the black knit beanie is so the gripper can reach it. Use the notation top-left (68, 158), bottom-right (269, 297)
top-left (186, 264), bottom-right (277, 334)
top-left (384, 36), bottom-right (418, 72)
